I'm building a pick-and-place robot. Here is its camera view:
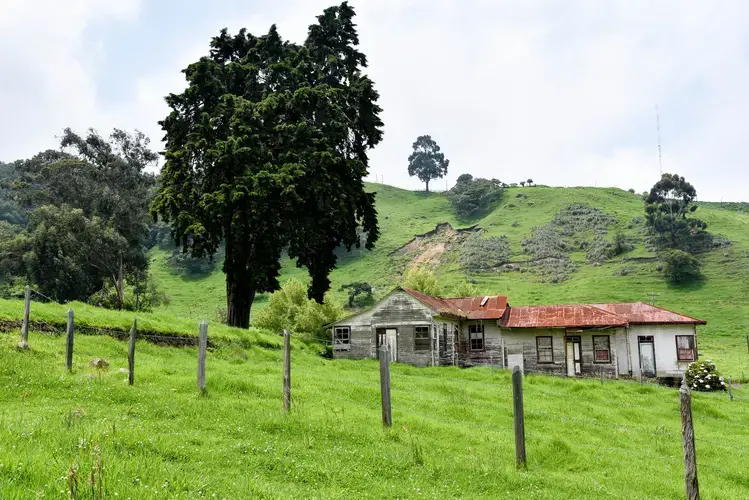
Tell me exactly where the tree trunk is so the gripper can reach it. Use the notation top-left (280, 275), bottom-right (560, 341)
top-left (117, 255), bottom-right (124, 311)
top-left (226, 271), bottom-right (255, 329)
top-left (425, 180), bottom-right (430, 192)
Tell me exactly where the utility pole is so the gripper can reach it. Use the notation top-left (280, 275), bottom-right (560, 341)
top-left (647, 292), bottom-right (660, 306)
top-left (656, 104), bottom-right (663, 175)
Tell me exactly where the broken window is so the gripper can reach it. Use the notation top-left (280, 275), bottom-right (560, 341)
top-left (415, 325), bottom-right (431, 351)
top-left (536, 336), bottom-right (553, 363)
top-left (593, 335), bottom-right (610, 363)
top-left (469, 324), bottom-right (484, 351)
top-left (676, 335), bottom-right (696, 361)
top-left (334, 327), bottom-right (350, 350)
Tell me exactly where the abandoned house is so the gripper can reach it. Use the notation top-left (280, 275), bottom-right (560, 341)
top-left (329, 287), bottom-right (706, 379)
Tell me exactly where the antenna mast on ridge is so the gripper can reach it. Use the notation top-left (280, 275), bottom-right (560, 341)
top-left (656, 104), bottom-right (663, 175)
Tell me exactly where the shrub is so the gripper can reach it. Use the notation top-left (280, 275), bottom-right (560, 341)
top-left (403, 266), bottom-right (440, 296)
top-left (552, 203), bottom-right (616, 236)
top-left (685, 360), bottom-right (726, 392)
top-left (458, 233), bottom-right (510, 272)
top-left (447, 176), bottom-right (503, 218)
top-left (253, 279), bottom-right (343, 339)
top-left (662, 250), bottom-right (702, 284)
top-left (451, 281), bottom-right (479, 297)
top-left (339, 282), bottom-right (374, 308)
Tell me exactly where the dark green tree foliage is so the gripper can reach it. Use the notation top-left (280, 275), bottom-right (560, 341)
top-left (8, 129), bottom-right (156, 306)
top-left (151, 3), bottom-right (383, 328)
top-left (0, 162), bottom-right (24, 225)
top-left (447, 174), bottom-right (503, 218)
top-left (645, 173), bottom-right (709, 253)
top-left (459, 232), bottom-right (510, 272)
top-left (339, 281), bottom-right (373, 307)
top-left (662, 249), bottom-right (702, 284)
top-left (407, 135), bottom-right (449, 192)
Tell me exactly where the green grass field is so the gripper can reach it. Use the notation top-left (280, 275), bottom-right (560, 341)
top-left (1, 330), bottom-right (748, 499)
top-left (148, 184), bottom-right (749, 376)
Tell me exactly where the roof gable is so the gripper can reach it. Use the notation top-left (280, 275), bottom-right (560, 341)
top-left (591, 302), bottom-right (706, 325)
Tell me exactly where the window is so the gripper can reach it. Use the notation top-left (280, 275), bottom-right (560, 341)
top-left (415, 326), bottom-right (430, 351)
top-left (469, 324), bottom-right (484, 351)
top-left (442, 324), bottom-right (448, 348)
top-left (536, 336), bottom-right (553, 363)
top-left (334, 327), bottom-right (350, 350)
top-left (676, 335), bottom-right (696, 361)
top-left (593, 335), bottom-right (611, 363)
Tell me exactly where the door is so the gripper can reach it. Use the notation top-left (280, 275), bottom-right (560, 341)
top-left (385, 329), bottom-right (397, 362)
top-left (638, 336), bottom-right (656, 377)
top-left (566, 336), bottom-right (582, 376)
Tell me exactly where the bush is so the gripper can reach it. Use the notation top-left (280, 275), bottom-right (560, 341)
top-left (403, 266), bottom-right (440, 295)
top-left (339, 282), bottom-right (374, 308)
top-left (447, 176), bottom-right (503, 218)
top-left (253, 279), bottom-right (343, 339)
top-left (552, 203), bottom-right (616, 236)
top-left (662, 250), bottom-right (702, 284)
top-left (685, 360), bottom-right (726, 392)
top-left (458, 233), bottom-right (510, 272)
top-left (451, 282), bottom-right (479, 297)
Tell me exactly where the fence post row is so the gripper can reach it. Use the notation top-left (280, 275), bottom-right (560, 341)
top-left (679, 379), bottom-right (699, 500)
top-left (65, 308), bottom-right (74, 373)
top-left (19, 285), bottom-right (31, 349)
top-left (512, 365), bottom-right (526, 468)
top-left (283, 330), bottom-right (291, 413)
top-left (379, 344), bottom-right (392, 427)
top-left (197, 321), bottom-right (208, 394)
top-left (128, 318), bottom-right (137, 386)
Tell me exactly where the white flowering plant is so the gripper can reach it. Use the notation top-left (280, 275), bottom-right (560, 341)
top-left (685, 360), bottom-right (726, 392)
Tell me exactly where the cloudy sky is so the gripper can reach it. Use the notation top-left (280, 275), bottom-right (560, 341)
top-left (2, 0), bottom-right (748, 201)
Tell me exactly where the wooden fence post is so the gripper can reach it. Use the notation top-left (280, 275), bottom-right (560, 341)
top-left (512, 365), bottom-right (526, 468)
top-left (128, 318), bottom-right (137, 386)
top-left (680, 379), bottom-right (699, 500)
top-left (19, 285), bottom-right (31, 349)
top-left (727, 376), bottom-right (733, 401)
top-left (65, 309), bottom-right (74, 373)
top-left (283, 330), bottom-right (291, 413)
top-left (197, 321), bottom-right (208, 394)
top-left (379, 344), bottom-right (392, 427)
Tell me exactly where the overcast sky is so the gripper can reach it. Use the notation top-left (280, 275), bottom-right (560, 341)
top-left (2, 0), bottom-right (748, 201)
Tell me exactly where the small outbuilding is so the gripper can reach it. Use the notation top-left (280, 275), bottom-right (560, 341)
top-left (330, 287), bottom-right (705, 380)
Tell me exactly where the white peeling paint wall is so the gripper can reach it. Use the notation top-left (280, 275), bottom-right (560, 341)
top-left (628, 324), bottom-right (697, 377)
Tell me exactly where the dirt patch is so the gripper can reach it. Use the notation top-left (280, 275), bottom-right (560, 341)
top-left (390, 223), bottom-right (479, 268)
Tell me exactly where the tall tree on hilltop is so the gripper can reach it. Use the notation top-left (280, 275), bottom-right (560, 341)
top-left (407, 135), bottom-right (449, 192)
top-left (644, 173), bottom-right (709, 253)
top-left (151, 2), bottom-right (382, 328)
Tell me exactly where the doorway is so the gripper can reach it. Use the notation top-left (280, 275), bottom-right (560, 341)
top-left (566, 336), bottom-right (582, 376)
top-left (638, 336), bottom-right (656, 377)
top-left (376, 328), bottom-right (398, 362)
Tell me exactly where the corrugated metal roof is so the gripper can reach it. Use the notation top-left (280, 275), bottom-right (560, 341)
top-left (444, 296), bottom-right (508, 319)
top-left (400, 288), bottom-right (508, 319)
top-left (503, 304), bottom-right (628, 328)
top-left (591, 302), bottom-right (706, 325)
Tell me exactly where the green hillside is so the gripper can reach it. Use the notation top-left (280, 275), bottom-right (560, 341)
top-left (151, 184), bottom-right (749, 375)
top-left (1, 332), bottom-right (747, 498)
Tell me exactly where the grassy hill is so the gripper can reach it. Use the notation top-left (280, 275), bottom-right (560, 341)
top-left (1, 331), bottom-right (747, 498)
top-left (150, 184), bottom-right (749, 375)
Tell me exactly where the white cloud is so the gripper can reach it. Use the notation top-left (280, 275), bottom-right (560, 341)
top-left (3, 0), bottom-right (749, 200)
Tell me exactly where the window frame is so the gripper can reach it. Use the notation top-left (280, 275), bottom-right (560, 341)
top-left (593, 335), bottom-right (611, 364)
top-left (414, 325), bottom-right (431, 351)
top-left (536, 336), bottom-right (554, 364)
top-left (468, 324), bottom-right (485, 351)
top-left (675, 335), bottom-right (696, 362)
top-left (333, 326), bottom-right (351, 351)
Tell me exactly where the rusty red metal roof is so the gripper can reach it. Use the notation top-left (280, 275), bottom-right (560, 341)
top-left (444, 296), bottom-right (508, 320)
top-left (503, 304), bottom-right (628, 328)
top-left (400, 287), bottom-right (508, 319)
top-left (591, 302), bottom-right (706, 325)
